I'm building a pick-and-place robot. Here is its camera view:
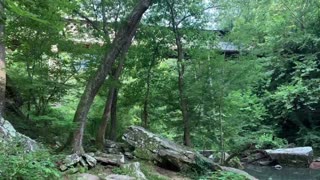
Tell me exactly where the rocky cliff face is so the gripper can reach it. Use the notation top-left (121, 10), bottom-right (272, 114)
top-left (0, 118), bottom-right (38, 152)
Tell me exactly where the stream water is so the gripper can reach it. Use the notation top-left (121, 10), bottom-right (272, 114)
top-left (244, 165), bottom-right (320, 180)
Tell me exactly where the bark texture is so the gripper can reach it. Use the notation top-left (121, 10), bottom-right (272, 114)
top-left (70, 0), bottom-right (152, 154)
top-left (109, 88), bottom-right (118, 141)
top-left (96, 58), bottom-right (124, 149)
top-left (0, 1), bottom-right (6, 117)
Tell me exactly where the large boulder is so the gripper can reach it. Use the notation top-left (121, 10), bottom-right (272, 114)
top-left (0, 118), bottom-right (38, 152)
top-left (266, 147), bottom-right (313, 167)
top-left (122, 126), bottom-right (220, 172)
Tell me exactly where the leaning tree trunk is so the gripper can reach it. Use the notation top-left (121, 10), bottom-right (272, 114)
top-left (96, 58), bottom-right (124, 149)
top-left (70, 0), bottom-right (152, 154)
top-left (0, 1), bottom-right (6, 117)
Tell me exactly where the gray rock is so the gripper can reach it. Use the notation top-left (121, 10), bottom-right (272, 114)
top-left (86, 152), bottom-right (95, 157)
top-left (266, 147), bottom-right (313, 167)
top-left (83, 153), bottom-right (97, 167)
top-left (105, 174), bottom-right (135, 180)
top-left (199, 150), bottom-right (215, 158)
top-left (274, 164), bottom-right (282, 170)
top-left (59, 164), bottom-right (68, 171)
top-left (95, 153), bottom-right (125, 165)
top-left (258, 160), bottom-right (273, 166)
top-left (0, 118), bottom-right (16, 138)
top-left (0, 118), bottom-right (38, 152)
top-left (208, 152), bottom-right (230, 163)
top-left (80, 158), bottom-right (88, 168)
top-left (121, 162), bottom-right (146, 180)
top-left (122, 126), bottom-right (220, 172)
top-left (64, 154), bottom-right (82, 167)
top-left (77, 173), bottom-right (100, 180)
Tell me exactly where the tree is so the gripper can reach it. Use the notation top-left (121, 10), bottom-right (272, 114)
top-left (96, 57), bottom-right (124, 148)
top-left (0, 0), bottom-right (5, 116)
top-left (150, 0), bottom-right (208, 146)
top-left (70, 0), bottom-right (152, 154)
top-left (219, 0), bottom-right (320, 148)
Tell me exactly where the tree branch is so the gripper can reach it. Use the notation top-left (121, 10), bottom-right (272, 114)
top-left (73, 10), bottom-right (101, 32)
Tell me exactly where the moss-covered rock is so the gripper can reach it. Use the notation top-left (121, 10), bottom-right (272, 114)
top-left (122, 126), bottom-right (220, 172)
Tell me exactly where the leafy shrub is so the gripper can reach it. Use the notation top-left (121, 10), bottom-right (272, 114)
top-left (0, 140), bottom-right (61, 179)
top-left (296, 129), bottom-right (320, 149)
top-left (256, 133), bottom-right (287, 149)
top-left (230, 132), bottom-right (287, 153)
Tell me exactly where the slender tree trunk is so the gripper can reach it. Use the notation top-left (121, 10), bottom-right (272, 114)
top-left (96, 88), bottom-right (115, 149)
top-left (69, 0), bottom-right (152, 154)
top-left (166, 0), bottom-right (191, 146)
top-left (96, 57), bottom-right (124, 149)
top-left (142, 54), bottom-right (155, 128)
top-left (176, 38), bottom-right (191, 147)
top-left (142, 82), bottom-right (150, 128)
top-left (109, 88), bottom-right (118, 141)
top-left (0, 1), bottom-right (6, 117)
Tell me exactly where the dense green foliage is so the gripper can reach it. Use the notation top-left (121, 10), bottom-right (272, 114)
top-left (219, 0), bottom-right (320, 149)
top-left (2, 0), bottom-right (320, 178)
top-left (0, 140), bottom-right (61, 179)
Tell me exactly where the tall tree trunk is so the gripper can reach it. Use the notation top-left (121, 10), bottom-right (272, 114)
top-left (96, 57), bottom-right (124, 149)
top-left (69, 0), bottom-right (152, 154)
top-left (167, 0), bottom-right (191, 146)
top-left (109, 88), bottom-right (118, 141)
top-left (0, 1), bottom-right (6, 117)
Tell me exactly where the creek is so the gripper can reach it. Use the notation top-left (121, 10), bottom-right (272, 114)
top-left (245, 165), bottom-right (320, 180)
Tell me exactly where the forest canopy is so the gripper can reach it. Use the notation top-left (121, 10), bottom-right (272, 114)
top-left (1, 0), bottom-right (320, 179)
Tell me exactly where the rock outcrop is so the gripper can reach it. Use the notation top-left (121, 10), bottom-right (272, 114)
top-left (0, 118), bottom-right (38, 152)
top-left (122, 126), bottom-right (221, 172)
top-left (122, 126), bottom-right (258, 179)
top-left (266, 147), bottom-right (313, 167)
